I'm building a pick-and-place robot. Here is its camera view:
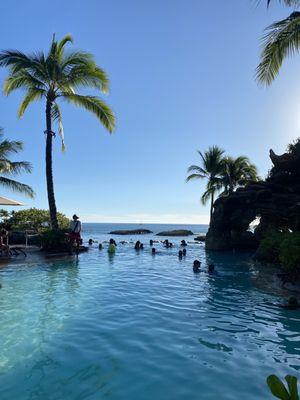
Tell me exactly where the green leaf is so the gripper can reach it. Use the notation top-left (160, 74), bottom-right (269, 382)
top-left (285, 375), bottom-right (299, 400)
top-left (267, 375), bottom-right (290, 400)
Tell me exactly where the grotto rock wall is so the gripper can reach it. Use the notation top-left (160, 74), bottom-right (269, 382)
top-left (205, 147), bottom-right (300, 251)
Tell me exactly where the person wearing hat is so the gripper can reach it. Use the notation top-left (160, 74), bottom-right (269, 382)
top-left (69, 214), bottom-right (82, 245)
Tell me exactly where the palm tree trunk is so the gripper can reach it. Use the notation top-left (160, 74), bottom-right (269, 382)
top-left (210, 191), bottom-right (214, 223)
top-left (45, 99), bottom-right (58, 230)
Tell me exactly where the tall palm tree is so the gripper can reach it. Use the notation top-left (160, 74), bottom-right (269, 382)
top-left (186, 146), bottom-right (225, 221)
top-left (257, 0), bottom-right (300, 84)
top-left (0, 128), bottom-right (34, 198)
top-left (0, 34), bottom-right (115, 229)
top-left (220, 156), bottom-right (258, 195)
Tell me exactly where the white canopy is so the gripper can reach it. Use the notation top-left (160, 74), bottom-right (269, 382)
top-left (0, 196), bottom-right (24, 206)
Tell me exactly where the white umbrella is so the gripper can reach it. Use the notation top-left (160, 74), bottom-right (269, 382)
top-left (0, 196), bottom-right (24, 206)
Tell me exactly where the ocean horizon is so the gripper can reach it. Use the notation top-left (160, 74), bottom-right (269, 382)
top-left (81, 222), bottom-right (208, 243)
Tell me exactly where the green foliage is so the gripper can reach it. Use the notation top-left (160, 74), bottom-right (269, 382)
top-left (186, 147), bottom-right (258, 219)
top-left (287, 137), bottom-right (300, 156)
top-left (0, 34), bottom-right (116, 147)
top-left (266, 0), bottom-right (300, 7)
top-left (186, 146), bottom-right (225, 219)
top-left (220, 155), bottom-right (258, 195)
top-left (0, 128), bottom-right (34, 198)
top-left (267, 374), bottom-right (299, 400)
top-left (5, 208), bottom-right (69, 232)
top-left (260, 231), bottom-right (283, 263)
top-left (279, 233), bottom-right (300, 271)
top-left (41, 229), bottom-right (70, 251)
top-left (0, 209), bottom-right (10, 222)
top-left (260, 231), bottom-right (300, 271)
top-left (257, 2), bottom-right (300, 85)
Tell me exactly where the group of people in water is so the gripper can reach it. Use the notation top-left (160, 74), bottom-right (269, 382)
top-left (87, 236), bottom-right (217, 274)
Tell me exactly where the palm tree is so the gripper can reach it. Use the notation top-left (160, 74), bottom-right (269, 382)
top-left (0, 128), bottom-right (34, 198)
top-left (219, 156), bottom-right (258, 195)
top-left (0, 34), bottom-right (115, 229)
top-left (266, 1), bottom-right (300, 6)
top-left (186, 146), bottom-right (225, 221)
top-left (257, 0), bottom-right (300, 84)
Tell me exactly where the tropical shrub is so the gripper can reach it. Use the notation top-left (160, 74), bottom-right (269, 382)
top-left (41, 229), bottom-right (70, 252)
top-left (259, 231), bottom-right (300, 272)
top-left (260, 231), bottom-right (283, 263)
top-left (279, 233), bottom-right (300, 271)
top-left (4, 208), bottom-right (69, 232)
top-left (267, 374), bottom-right (299, 400)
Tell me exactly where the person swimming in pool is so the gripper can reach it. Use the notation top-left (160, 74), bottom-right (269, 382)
top-left (279, 296), bottom-right (300, 310)
top-left (108, 238), bottom-right (116, 254)
top-left (208, 264), bottom-right (215, 273)
top-left (193, 260), bottom-right (201, 273)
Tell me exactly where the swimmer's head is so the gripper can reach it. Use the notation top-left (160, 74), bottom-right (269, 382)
top-left (288, 296), bottom-right (298, 306)
top-left (208, 264), bottom-right (214, 273)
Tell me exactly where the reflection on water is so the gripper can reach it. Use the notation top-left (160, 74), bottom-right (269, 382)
top-left (0, 233), bottom-right (299, 400)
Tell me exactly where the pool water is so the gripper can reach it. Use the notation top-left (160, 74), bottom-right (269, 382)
top-left (0, 224), bottom-right (299, 400)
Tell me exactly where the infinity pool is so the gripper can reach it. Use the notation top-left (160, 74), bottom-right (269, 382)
top-left (0, 225), bottom-right (299, 400)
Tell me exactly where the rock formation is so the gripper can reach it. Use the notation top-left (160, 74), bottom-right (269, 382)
top-left (156, 230), bottom-right (194, 236)
top-left (109, 229), bottom-right (153, 235)
top-left (206, 142), bottom-right (300, 251)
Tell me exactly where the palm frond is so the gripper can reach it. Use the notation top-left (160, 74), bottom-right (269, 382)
top-left (201, 187), bottom-right (214, 206)
top-left (52, 103), bottom-right (65, 151)
top-left (4, 70), bottom-right (46, 95)
top-left (186, 165), bottom-right (207, 175)
top-left (266, 0), bottom-right (300, 7)
top-left (62, 64), bottom-right (110, 93)
top-left (61, 93), bottom-right (115, 132)
top-left (60, 51), bottom-right (94, 72)
top-left (0, 50), bottom-right (35, 70)
top-left (256, 11), bottom-right (300, 85)
top-left (186, 173), bottom-right (206, 182)
top-left (0, 160), bottom-right (32, 175)
top-left (57, 34), bottom-right (73, 55)
top-left (0, 139), bottom-right (23, 156)
top-left (18, 88), bottom-right (45, 117)
top-left (0, 177), bottom-right (34, 198)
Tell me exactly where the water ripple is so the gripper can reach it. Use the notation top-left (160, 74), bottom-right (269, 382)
top-left (0, 233), bottom-right (299, 400)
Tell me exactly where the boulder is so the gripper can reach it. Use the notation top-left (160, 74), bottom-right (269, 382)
top-left (194, 235), bottom-right (206, 242)
top-left (206, 145), bottom-right (300, 251)
top-left (156, 230), bottom-right (194, 236)
top-left (109, 229), bottom-right (153, 235)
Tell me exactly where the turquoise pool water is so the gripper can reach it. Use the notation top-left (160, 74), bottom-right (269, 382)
top-left (0, 224), bottom-right (299, 400)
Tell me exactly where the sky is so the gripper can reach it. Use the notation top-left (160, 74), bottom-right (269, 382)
top-left (0, 0), bottom-right (299, 224)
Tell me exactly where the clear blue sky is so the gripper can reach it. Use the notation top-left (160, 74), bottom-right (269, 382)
top-left (0, 0), bottom-right (299, 224)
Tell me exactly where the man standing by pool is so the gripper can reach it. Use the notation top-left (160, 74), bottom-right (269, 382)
top-left (69, 214), bottom-right (82, 246)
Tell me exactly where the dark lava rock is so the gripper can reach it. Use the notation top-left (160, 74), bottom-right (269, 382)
top-left (156, 230), bottom-right (194, 236)
top-left (206, 145), bottom-right (300, 251)
top-left (109, 229), bottom-right (153, 235)
top-left (194, 235), bottom-right (206, 242)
